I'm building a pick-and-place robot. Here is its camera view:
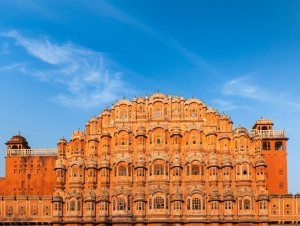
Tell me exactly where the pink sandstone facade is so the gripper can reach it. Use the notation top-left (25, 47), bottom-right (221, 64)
top-left (0, 93), bottom-right (299, 225)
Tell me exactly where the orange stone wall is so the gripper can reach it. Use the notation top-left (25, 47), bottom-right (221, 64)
top-left (0, 196), bottom-right (52, 223)
top-left (262, 139), bottom-right (288, 194)
top-left (0, 156), bottom-right (57, 196)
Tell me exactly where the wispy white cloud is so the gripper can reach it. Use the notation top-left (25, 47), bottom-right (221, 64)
top-left (1, 31), bottom-right (132, 108)
top-left (222, 74), bottom-right (300, 111)
top-left (212, 99), bottom-right (244, 111)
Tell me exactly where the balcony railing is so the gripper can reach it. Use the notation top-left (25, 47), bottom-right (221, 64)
top-left (249, 129), bottom-right (286, 138)
top-left (6, 148), bottom-right (58, 157)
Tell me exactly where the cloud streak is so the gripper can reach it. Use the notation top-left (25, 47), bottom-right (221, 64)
top-left (1, 31), bottom-right (131, 108)
top-left (222, 75), bottom-right (300, 111)
top-left (212, 99), bottom-right (244, 111)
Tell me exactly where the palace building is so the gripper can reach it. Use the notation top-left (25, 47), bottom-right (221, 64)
top-left (0, 92), bottom-right (299, 225)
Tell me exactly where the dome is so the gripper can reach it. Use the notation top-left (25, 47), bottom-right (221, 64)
top-left (134, 193), bottom-right (146, 202)
top-left (135, 153), bottom-right (146, 169)
top-left (171, 154), bottom-right (181, 168)
top-left (185, 97), bottom-right (202, 105)
top-left (53, 195), bottom-right (63, 203)
top-left (234, 127), bottom-right (249, 137)
top-left (221, 155), bottom-right (233, 168)
top-left (206, 129), bottom-right (217, 136)
top-left (86, 156), bottom-right (97, 169)
top-left (208, 154), bottom-right (218, 167)
top-left (137, 96), bottom-right (144, 103)
top-left (85, 191), bottom-right (96, 202)
top-left (255, 118), bottom-right (273, 125)
top-left (98, 189), bottom-right (109, 202)
top-left (207, 106), bottom-right (215, 113)
top-left (223, 190), bottom-right (235, 201)
top-left (100, 132), bottom-right (112, 138)
top-left (209, 190), bottom-right (220, 201)
top-left (171, 193), bottom-right (183, 201)
top-left (57, 137), bottom-right (67, 145)
top-left (98, 156), bottom-right (110, 169)
top-left (115, 99), bottom-right (132, 107)
top-left (220, 113), bottom-right (228, 120)
top-left (170, 127), bottom-right (182, 137)
top-left (70, 130), bottom-right (85, 141)
top-left (172, 95), bottom-right (179, 102)
top-left (55, 160), bottom-right (66, 170)
top-left (90, 116), bottom-right (97, 122)
top-left (135, 126), bottom-right (147, 138)
top-left (257, 193), bottom-right (269, 201)
top-left (255, 158), bottom-right (266, 167)
top-left (219, 133), bottom-right (230, 140)
top-left (6, 134), bottom-right (31, 149)
top-left (149, 92), bottom-right (167, 103)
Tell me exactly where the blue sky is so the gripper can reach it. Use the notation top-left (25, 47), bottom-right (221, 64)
top-left (0, 0), bottom-right (300, 193)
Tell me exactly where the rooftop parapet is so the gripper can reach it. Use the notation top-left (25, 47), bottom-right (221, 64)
top-left (6, 148), bottom-right (58, 157)
top-left (249, 129), bottom-right (286, 138)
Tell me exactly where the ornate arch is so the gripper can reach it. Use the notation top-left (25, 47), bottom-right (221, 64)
top-left (185, 153), bottom-right (205, 164)
top-left (149, 152), bottom-right (168, 163)
top-left (112, 153), bottom-right (132, 165)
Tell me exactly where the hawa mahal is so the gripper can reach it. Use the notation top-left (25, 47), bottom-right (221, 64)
top-left (0, 93), bottom-right (299, 225)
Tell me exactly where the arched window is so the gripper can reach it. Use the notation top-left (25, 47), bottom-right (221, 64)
top-left (154, 196), bottom-right (164, 209)
top-left (259, 201), bottom-right (266, 209)
top-left (149, 198), bottom-right (152, 209)
top-left (275, 141), bottom-right (283, 150)
top-left (128, 165), bottom-right (132, 176)
top-left (120, 137), bottom-right (126, 146)
top-left (262, 141), bottom-right (270, 150)
top-left (242, 166), bottom-right (248, 175)
top-left (128, 196), bottom-right (131, 210)
top-left (173, 167), bottom-right (180, 176)
top-left (154, 164), bottom-right (164, 175)
top-left (192, 198), bottom-right (200, 210)
top-left (70, 200), bottom-right (75, 211)
top-left (77, 200), bottom-right (81, 211)
top-left (120, 110), bottom-right (126, 120)
top-left (192, 136), bottom-right (196, 144)
top-left (244, 199), bottom-right (250, 210)
top-left (201, 164), bottom-right (205, 176)
top-left (191, 109), bottom-right (197, 117)
top-left (156, 136), bottom-right (161, 144)
top-left (118, 166), bottom-right (126, 176)
top-left (192, 164), bottom-right (200, 175)
top-left (186, 165), bottom-right (190, 175)
top-left (225, 201), bottom-right (232, 209)
top-left (117, 197), bottom-right (126, 210)
top-left (149, 164), bottom-right (152, 176)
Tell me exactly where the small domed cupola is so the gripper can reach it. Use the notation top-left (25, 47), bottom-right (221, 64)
top-left (6, 133), bottom-right (31, 149)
